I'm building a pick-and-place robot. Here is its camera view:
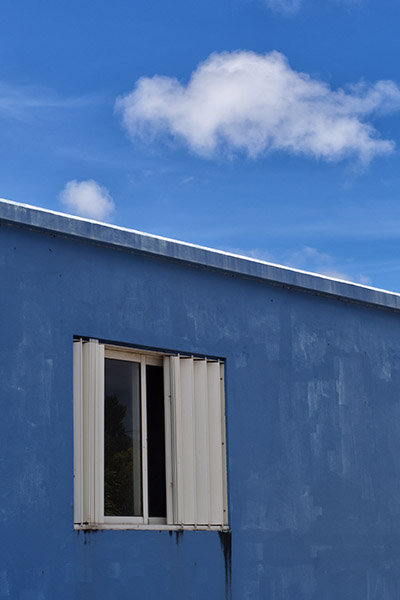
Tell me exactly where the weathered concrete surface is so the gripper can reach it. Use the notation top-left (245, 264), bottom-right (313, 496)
top-left (1, 202), bottom-right (400, 599)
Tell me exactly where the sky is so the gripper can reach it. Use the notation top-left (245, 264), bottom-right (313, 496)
top-left (2, 0), bottom-right (400, 291)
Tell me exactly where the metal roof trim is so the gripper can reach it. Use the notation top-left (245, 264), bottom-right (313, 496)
top-left (1, 198), bottom-right (400, 312)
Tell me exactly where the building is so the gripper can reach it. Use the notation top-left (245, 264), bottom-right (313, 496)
top-left (1, 198), bottom-right (400, 599)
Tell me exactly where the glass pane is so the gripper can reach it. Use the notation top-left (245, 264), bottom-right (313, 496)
top-left (146, 364), bottom-right (166, 518)
top-left (104, 358), bottom-right (142, 516)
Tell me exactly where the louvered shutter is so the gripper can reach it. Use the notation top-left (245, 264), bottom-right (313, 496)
top-left (164, 356), bottom-right (227, 526)
top-left (73, 339), bottom-right (104, 525)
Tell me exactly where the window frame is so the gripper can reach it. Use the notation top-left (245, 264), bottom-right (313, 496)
top-left (104, 347), bottom-right (165, 527)
top-left (73, 339), bottom-right (229, 531)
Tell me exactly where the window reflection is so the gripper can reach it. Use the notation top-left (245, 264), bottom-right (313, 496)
top-left (104, 359), bottom-right (142, 516)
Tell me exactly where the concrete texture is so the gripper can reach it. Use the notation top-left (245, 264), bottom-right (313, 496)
top-left (1, 200), bottom-right (400, 599)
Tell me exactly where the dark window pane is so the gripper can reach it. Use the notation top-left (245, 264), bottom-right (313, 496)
top-left (146, 365), bottom-right (166, 518)
top-left (104, 358), bottom-right (142, 516)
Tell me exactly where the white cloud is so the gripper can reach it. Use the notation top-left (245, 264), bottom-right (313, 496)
top-left (358, 274), bottom-right (372, 285)
top-left (116, 50), bottom-right (400, 165)
top-left (330, 0), bottom-right (364, 5)
top-left (59, 179), bottom-right (115, 221)
top-left (0, 82), bottom-right (96, 122)
top-left (224, 246), bottom-right (276, 263)
top-left (225, 244), bottom-right (371, 284)
top-left (284, 245), bottom-right (370, 283)
top-left (262, 0), bottom-right (364, 15)
top-left (263, 0), bottom-right (301, 14)
top-left (180, 175), bottom-right (196, 185)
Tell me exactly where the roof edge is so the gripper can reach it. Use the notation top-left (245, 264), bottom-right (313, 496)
top-left (1, 198), bottom-right (400, 312)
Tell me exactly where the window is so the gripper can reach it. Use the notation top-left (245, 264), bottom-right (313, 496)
top-left (73, 339), bottom-right (228, 530)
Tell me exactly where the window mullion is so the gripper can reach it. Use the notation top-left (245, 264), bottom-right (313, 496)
top-left (94, 342), bottom-right (104, 524)
top-left (171, 356), bottom-right (183, 524)
top-left (141, 356), bottom-right (149, 524)
top-left (163, 357), bottom-right (174, 525)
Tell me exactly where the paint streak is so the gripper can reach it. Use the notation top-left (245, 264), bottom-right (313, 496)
top-left (218, 531), bottom-right (232, 600)
top-left (175, 530), bottom-right (184, 545)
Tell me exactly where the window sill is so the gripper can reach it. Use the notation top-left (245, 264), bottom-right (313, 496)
top-left (74, 523), bottom-right (230, 532)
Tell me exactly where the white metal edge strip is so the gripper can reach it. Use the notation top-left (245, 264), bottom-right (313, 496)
top-left (82, 342), bottom-right (91, 523)
top-left (163, 357), bottom-right (174, 525)
top-left (73, 340), bottom-right (83, 524)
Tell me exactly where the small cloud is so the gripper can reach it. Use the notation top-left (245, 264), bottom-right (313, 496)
top-left (262, 0), bottom-right (364, 15)
top-left (223, 246), bottom-right (276, 263)
top-left (0, 82), bottom-right (97, 123)
top-left (59, 179), bottom-right (115, 221)
top-left (227, 244), bottom-right (370, 284)
top-left (286, 246), bottom-right (334, 271)
top-left (263, 0), bottom-right (301, 14)
top-left (358, 274), bottom-right (372, 285)
top-left (332, 0), bottom-right (364, 5)
top-left (180, 175), bottom-right (196, 185)
top-left (116, 50), bottom-right (400, 166)
top-left (284, 245), bottom-right (369, 283)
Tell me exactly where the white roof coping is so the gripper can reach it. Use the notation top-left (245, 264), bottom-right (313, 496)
top-left (1, 197), bottom-right (400, 312)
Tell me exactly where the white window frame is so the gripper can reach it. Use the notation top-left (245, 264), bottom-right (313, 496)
top-left (73, 339), bottom-right (229, 531)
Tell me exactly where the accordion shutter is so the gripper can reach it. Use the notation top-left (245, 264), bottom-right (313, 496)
top-left (164, 356), bottom-right (227, 526)
top-left (73, 339), bottom-right (104, 525)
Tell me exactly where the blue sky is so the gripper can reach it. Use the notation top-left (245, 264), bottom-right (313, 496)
top-left (2, 0), bottom-right (400, 290)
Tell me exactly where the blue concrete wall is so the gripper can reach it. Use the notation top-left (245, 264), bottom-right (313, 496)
top-left (2, 221), bottom-right (400, 599)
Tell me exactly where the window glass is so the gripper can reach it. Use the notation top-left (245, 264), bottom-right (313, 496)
top-left (104, 359), bottom-right (142, 516)
top-left (146, 364), bottom-right (167, 518)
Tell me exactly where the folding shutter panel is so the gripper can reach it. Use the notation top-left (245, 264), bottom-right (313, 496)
top-left (73, 340), bottom-right (83, 525)
top-left (194, 359), bottom-right (209, 525)
top-left (207, 361), bottom-right (225, 525)
top-left (164, 355), bottom-right (227, 526)
top-left (73, 339), bottom-right (104, 525)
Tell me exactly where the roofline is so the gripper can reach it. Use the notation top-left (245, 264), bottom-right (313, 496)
top-left (1, 198), bottom-right (400, 312)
